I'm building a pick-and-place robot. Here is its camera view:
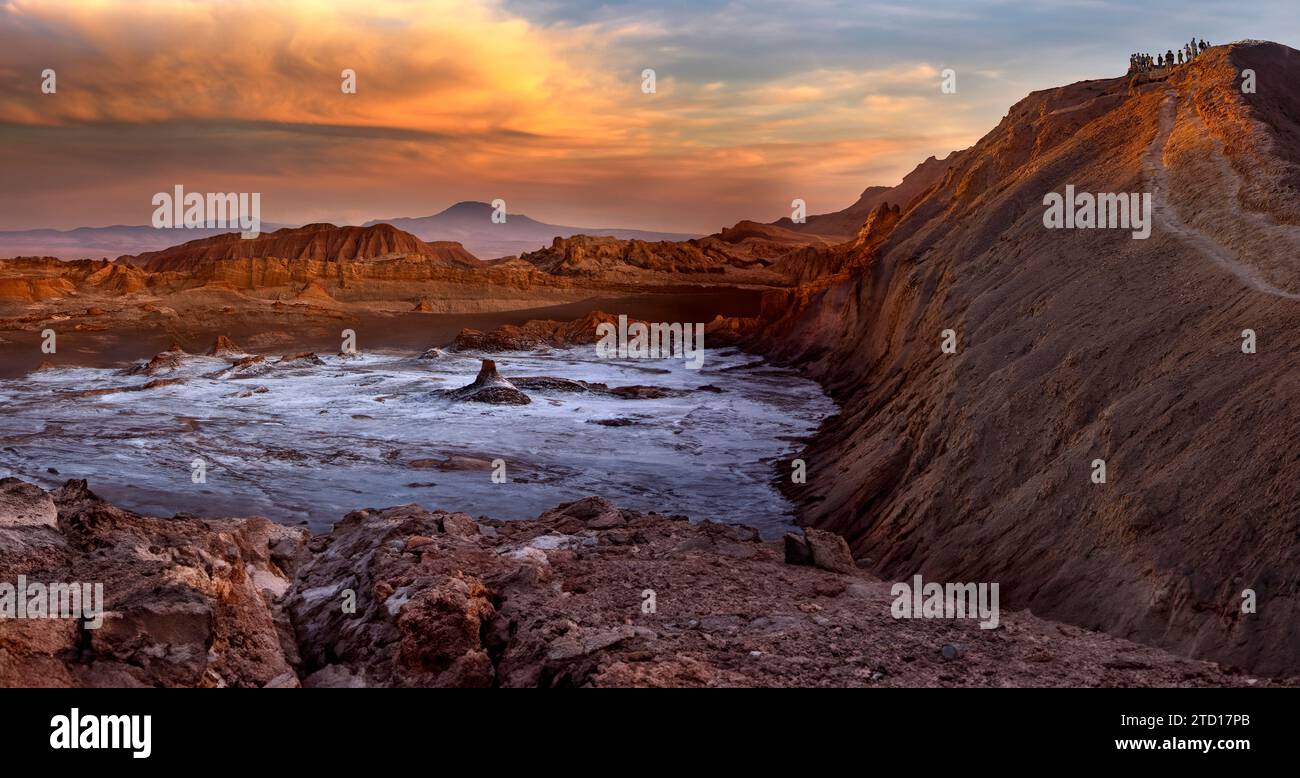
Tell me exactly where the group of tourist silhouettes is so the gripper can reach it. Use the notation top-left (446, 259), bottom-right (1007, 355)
top-left (1129, 39), bottom-right (1210, 73)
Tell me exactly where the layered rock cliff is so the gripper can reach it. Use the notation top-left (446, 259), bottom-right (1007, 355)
top-left (765, 41), bottom-right (1300, 675)
top-left (129, 223), bottom-right (480, 271)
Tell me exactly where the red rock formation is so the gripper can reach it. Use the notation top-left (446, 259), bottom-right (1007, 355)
top-left (521, 234), bottom-right (723, 276)
top-left (129, 222), bottom-right (479, 272)
top-left (207, 335), bottom-right (242, 356)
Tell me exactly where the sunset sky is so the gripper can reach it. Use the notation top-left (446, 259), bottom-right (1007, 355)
top-left (1, 0), bottom-right (1296, 233)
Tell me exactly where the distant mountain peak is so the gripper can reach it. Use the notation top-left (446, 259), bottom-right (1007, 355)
top-left (363, 203), bottom-right (697, 260)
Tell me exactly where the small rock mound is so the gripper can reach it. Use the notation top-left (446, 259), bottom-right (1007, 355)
top-left (124, 344), bottom-right (188, 376)
top-left (608, 385), bottom-right (682, 400)
top-left (207, 354), bottom-right (272, 380)
top-left (511, 376), bottom-right (605, 393)
top-left (279, 352), bottom-right (325, 367)
top-left (536, 496), bottom-right (626, 529)
top-left (207, 335), bottom-right (243, 357)
top-left (294, 281), bottom-right (335, 303)
top-left (447, 360), bottom-right (531, 405)
top-left (409, 455), bottom-right (497, 471)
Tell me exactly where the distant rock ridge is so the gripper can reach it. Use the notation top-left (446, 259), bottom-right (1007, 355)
top-left (364, 200), bottom-right (699, 260)
top-left (128, 222), bottom-right (480, 272)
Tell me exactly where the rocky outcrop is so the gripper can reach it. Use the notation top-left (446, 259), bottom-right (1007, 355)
top-left (293, 280), bottom-right (336, 304)
top-left (207, 335), bottom-right (242, 357)
top-left (784, 527), bottom-right (857, 573)
top-left (518, 229), bottom-right (820, 278)
top-left (123, 344), bottom-right (188, 376)
top-left (207, 354), bottom-right (273, 380)
top-left (289, 503), bottom-right (501, 688)
top-left (0, 481), bottom-right (1280, 688)
top-left (445, 360), bottom-right (531, 405)
top-left (0, 478), bottom-right (56, 528)
top-left (0, 480), bottom-right (306, 687)
top-left (511, 376), bottom-right (607, 393)
top-left (279, 352), bottom-right (325, 367)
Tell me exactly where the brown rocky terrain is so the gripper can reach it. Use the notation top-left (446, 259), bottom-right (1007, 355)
top-left (0, 221), bottom-right (793, 379)
top-left (0, 223), bottom-right (793, 385)
top-left (753, 41), bottom-right (1300, 676)
top-left (3, 479), bottom-right (1284, 688)
top-left (517, 232), bottom-right (799, 278)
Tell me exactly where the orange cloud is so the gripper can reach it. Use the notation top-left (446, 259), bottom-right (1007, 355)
top-left (0, 0), bottom-right (985, 232)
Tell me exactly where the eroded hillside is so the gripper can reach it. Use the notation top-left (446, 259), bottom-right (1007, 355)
top-left (769, 41), bottom-right (1300, 675)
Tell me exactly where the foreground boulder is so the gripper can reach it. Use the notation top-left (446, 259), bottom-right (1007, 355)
top-left (0, 480), bottom-right (305, 687)
top-left (288, 504), bottom-right (503, 688)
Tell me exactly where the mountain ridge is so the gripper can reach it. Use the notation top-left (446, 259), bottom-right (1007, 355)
top-left (757, 40), bottom-right (1300, 675)
top-left (363, 200), bottom-right (699, 259)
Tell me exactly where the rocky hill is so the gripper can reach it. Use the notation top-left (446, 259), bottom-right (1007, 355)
top-left (128, 222), bottom-right (480, 272)
top-left (760, 41), bottom-right (1300, 675)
